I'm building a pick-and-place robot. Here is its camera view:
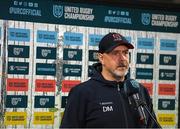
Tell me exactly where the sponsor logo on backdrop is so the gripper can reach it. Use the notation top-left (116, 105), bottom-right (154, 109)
top-left (6, 78), bottom-right (28, 91)
top-left (88, 34), bottom-right (103, 46)
top-left (141, 13), bottom-right (179, 28)
top-left (8, 62), bottom-right (29, 75)
top-left (6, 95), bottom-right (27, 108)
top-left (14, 48), bottom-right (23, 55)
top-left (68, 51), bottom-right (77, 58)
top-left (37, 30), bottom-right (57, 43)
top-left (8, 28), bottom-right (30, 42)
top-left (53, 5), bottom-right (94, 21)
top-left (63, 32), bottom-right (83, 45)
top-left (104, 10), bottom-right (132, 24)
top-left (137, 38), bottom-right (154, 49)
top-left (36, 47), bottom-right (56, 59)
top-left (34, 96), bottom-right (55, 108)
top-left (158, 99), bottom-right (175, 110)
top-left (41, 49), bottom-right (50, 57)
top-left (160, 54), bottom-right (176, 65)
top-left (33, 112), bottom-right (54, 125)
top-left (8, 45), bottom-right (29, 58)
top-left (5, 112), bottom-right (27, 125)
top-left (160, 39), bottom-right (177, 51)
top-left (136, 68), bottom-right (153, 80)
top-left (159, 69), bottom-right (176, 80)
top-left (158, 84), bottom-right (176, 95)
top-left (141, 13), bottom-right (151, 25)
top-left (137, 53), bottom-right (154, 64)
top-left (35, 79), bottom-right (56, 92)
top-left (36, 63), bottom-right (56, 76)
top-left (63, 64), bottom-right (82, 77)
top-left (53, 5), bottom-right (63, 18)
top-left (9, 1), bottom-right (41, 17)
top-left (158, 114), bottom-right (176, 126)
top-left (63, 48), bottom-right (82, 61)
top-left (141, 55), bottom-right (148, 62)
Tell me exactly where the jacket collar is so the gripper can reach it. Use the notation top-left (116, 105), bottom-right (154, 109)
top-left (91, 63), bottom-right (128, 88)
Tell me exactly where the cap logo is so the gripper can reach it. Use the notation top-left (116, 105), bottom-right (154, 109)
top-left (112, 34), bottom-right (122, 42)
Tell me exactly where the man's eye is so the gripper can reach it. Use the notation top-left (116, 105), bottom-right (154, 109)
top-left (124, 51), bottom-right (129, 54)
top-left (111, 51), bottom-right (119, 55)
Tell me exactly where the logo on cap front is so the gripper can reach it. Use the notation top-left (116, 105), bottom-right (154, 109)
top-left (112, 34), bottom-right (122, 42)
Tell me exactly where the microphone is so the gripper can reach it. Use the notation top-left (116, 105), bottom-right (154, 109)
top-left (124, 79), bottom-right (147, 126)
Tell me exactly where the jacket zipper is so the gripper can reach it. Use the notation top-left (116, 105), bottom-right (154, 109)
top-left (117, 84), bottom-right (128, 128)
top-left (117, 84), bottom-right (120, 91)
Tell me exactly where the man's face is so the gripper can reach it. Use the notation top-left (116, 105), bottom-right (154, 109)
top-left (98, 45), bottom-right (130, 81)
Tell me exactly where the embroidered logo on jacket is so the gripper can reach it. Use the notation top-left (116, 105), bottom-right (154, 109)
top-left (103, 106), bottom-right (113, 112)
top-left (99, 102), bottom-right (114, 112)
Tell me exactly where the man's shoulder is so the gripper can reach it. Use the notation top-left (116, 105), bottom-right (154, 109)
top-left (71, 79), bottom-right (98, 93)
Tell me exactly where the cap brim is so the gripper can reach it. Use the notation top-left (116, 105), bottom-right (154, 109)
top-left (105, 42), bottom-right (134, 53)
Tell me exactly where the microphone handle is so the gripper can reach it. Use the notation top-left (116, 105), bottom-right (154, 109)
top-left (133, 96), bottom-right (162, 128)
top-left (133, 94), bottom-right (147, 125)
top-left (138, 104), bottom-right (147, 124)
top-left (143, 104), bottom-right (162, 128)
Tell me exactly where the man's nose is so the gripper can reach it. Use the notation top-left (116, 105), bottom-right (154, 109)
top-left (117, 53), bottom-right (126, 60)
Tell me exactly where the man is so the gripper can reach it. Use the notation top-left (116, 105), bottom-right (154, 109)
top-left (60, 32), bottom-right (160, 128)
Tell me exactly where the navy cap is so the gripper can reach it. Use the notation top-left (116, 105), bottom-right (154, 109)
top-left (98, 32), bottom-right (134, 53)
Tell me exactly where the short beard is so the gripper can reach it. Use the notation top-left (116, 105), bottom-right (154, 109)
top-left (111, 68), bottom-right (128, 81)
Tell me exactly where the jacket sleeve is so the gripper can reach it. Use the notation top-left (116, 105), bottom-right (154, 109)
top-left (140, 85), bottom-right (161, 128)
top-left (60, 86), bottom-right (86, 128)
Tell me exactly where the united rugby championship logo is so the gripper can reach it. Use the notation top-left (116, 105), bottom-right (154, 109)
top-left (141, 13), bottom-right (151, 25)
top-left (53, 5), bottom-right (63, 18)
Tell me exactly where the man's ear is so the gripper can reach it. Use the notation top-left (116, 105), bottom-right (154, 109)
top-left (98, 53), bottom-right (103, 64)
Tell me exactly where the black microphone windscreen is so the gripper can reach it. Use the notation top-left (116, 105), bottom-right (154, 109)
top-left (124, 79), bottom-right (140, 96)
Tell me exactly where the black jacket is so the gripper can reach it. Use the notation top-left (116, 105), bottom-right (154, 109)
top-left (60, 63), bottom-right (159, 128)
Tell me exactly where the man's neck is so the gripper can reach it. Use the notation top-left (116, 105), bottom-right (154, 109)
top-left (101, 70), bottom-right (125, 82)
